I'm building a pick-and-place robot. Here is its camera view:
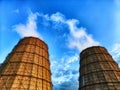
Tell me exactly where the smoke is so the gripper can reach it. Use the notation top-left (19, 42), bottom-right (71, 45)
top-left (66, 19), bottom-right (99, 51)
top-left (13, 11), bottom-right (99, 51)
top-left (13, 12), bottom-right (42, 39)
top-left (40, 12), bottom-right (100, 51)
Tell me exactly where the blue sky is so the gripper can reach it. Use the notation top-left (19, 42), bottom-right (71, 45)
top-left (0, 0), bottom-right (120, 89)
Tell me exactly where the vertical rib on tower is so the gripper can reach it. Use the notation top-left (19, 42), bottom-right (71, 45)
top-left (0, 37), bottom-right (52, 90)
top-left (79, 46), bottom-right (120, 90)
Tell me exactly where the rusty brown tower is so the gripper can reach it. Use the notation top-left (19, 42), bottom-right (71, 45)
top-left (79, 46), bottom-right (120, 90)
top-left (0, 37), bottom-right (52, 90)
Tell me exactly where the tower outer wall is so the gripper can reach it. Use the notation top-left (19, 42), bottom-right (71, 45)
top-left (0, 37), bottom-right (52, 90)
top-left (79, 46), bottom-right (120, 90)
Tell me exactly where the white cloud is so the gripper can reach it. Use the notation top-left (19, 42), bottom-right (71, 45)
top-left (66, 54), bottom-right (79, 64)
top-left (66, 19), bottom-right (99, 51)
top-left (67, 19), bottom-right (86, 38)
top-left (39, 12), bottom-right (100, 51)
top-left (111, 43), bottom-right (120, 66)
top-left (51, 54), bottom-right (79, 85)
top-left (13, 12), bottom-right (42, 39)
top-left (50, 12), bottom-right (65, 23)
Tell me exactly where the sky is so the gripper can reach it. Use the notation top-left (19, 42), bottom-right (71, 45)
top-left (0, 0), bottom-right (120, 90)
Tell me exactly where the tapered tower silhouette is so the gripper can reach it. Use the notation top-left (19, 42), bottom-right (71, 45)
top-left (79, 46), bottom-right (120, 90)
top-left (0, 37), bottom-right (52, 90)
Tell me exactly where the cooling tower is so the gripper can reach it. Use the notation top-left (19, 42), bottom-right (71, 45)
top-left (0, 37), bottom-right (52, 90)
top-left (79, 46), bottom-right (120, 90)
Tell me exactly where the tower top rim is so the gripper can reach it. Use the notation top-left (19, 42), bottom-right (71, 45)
top-left (80, 46), bottom-right (107, 55)
top-left (20, 36), bottom-right (48, 49)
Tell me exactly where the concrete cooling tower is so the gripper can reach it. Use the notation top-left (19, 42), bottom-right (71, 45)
top-left (0, 37), bottom-right (52, 90)
top-left (79, 46), bottom-right (120, 90)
